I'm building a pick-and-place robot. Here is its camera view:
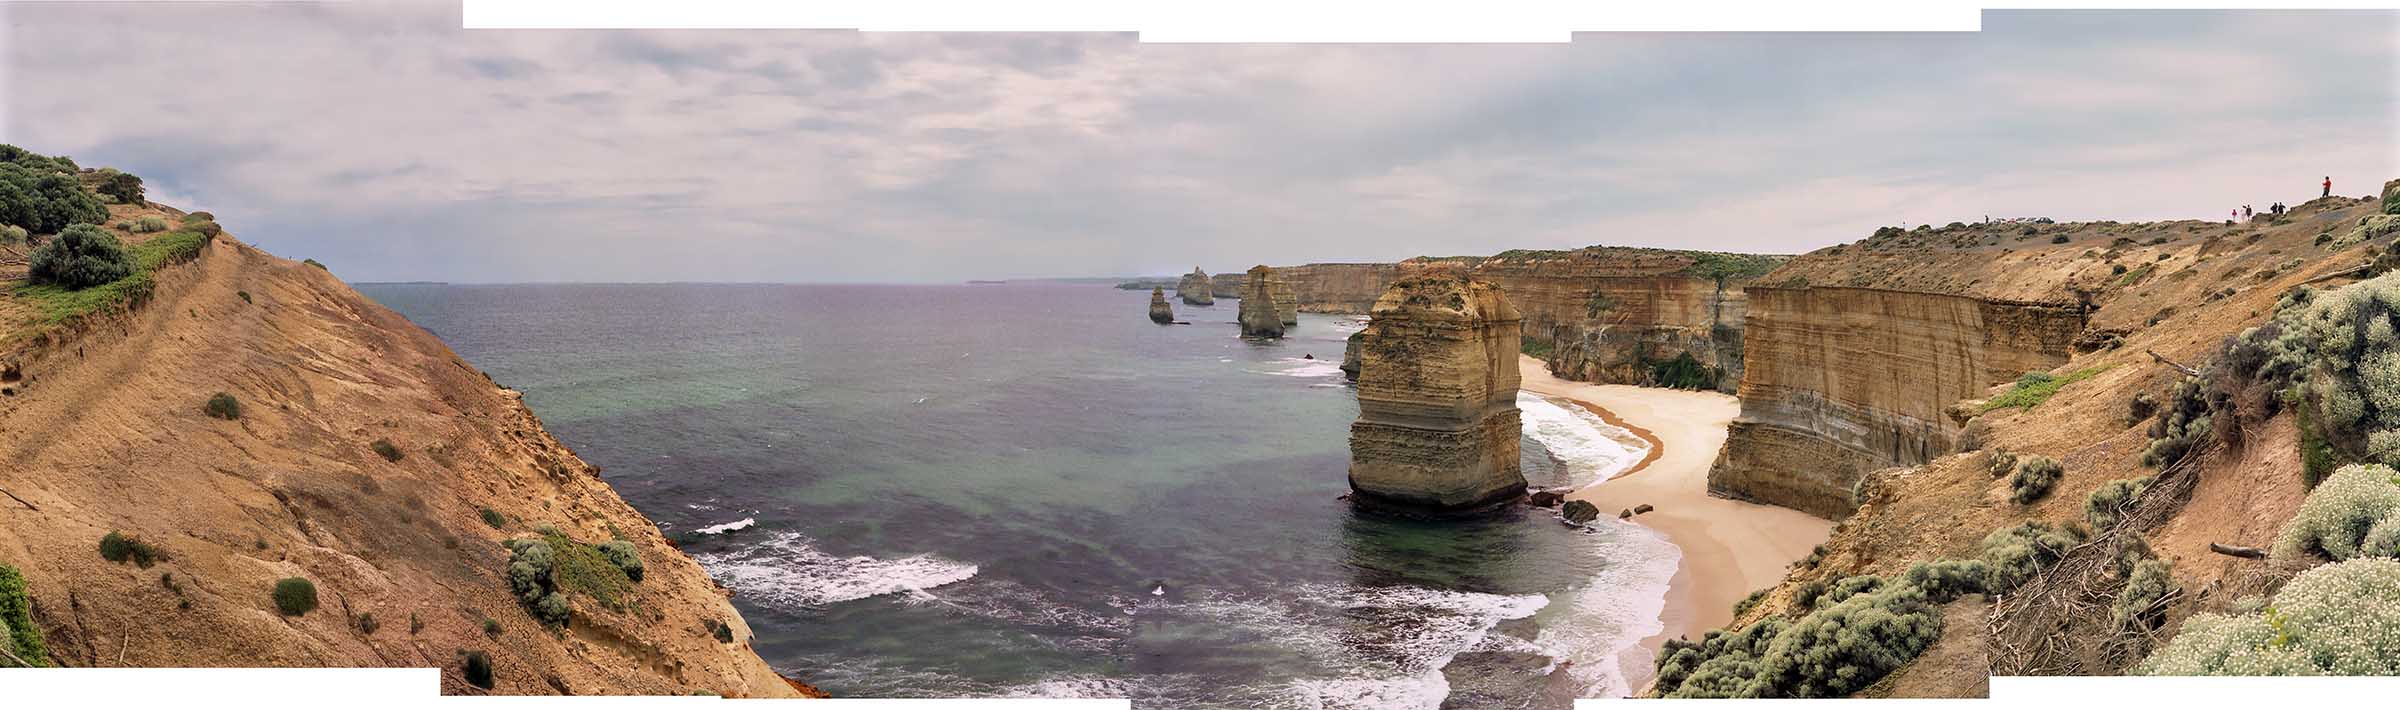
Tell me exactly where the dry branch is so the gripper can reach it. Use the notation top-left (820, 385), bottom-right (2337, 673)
top-left (2146, 349), bottom-right (2201, 377)
top-left (2208, 543), bottom-right (2266, 560)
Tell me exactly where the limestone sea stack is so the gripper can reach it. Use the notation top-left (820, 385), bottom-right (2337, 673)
top-left (1340, 329), bottom-right (1365, 381)
top-left (1177, 267), bottom-right (1215, 305)
top-left (1347, 273), bottom-right (1527, 513)
top-left (1239, 265), bottom-right (1286, 338)
top-left (1149, 287), bottom-right (1176, 324)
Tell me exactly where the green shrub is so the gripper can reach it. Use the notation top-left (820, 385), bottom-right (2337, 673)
top-left (1648, 352), bottom-right (1718, 391)
top-left (2052, 235), bottom-right (2071, 244)
top-left (236, 290), bottom-right (251, 304)
top-left (355, 611), bottom-right (379, 635)
top-left (503, 530), bottom-right (636, 626)
top-left (1902, 559), bottom-right (1990, 603)
top-left (1791, 579), bottom-right (1828, 610)
top-left (0, 562), bottom-right (49, 667)
top-left (0, 161), bottom-right (108, 234)
top-left (128, 216), bottom-right (167, 233)
top-left (371, 439), bottom-right (403, 462)
top-left (462, 650), bottom-right (496, 689)
top-left (2137, 558), bottom-right (2400, 675)
top-left (2085, 477), bottom-right (2153, 529)
top-left (2126, 392), bottom-right (2158, 427)
top-left (203, 392), bottom-right (241, 420)
top-left (597, 540), bottom-right (644, 582)
top-left (705, 618), bottom-right (736, 643)
top-left (98, 531), bottom-right (163, 568)
top-left (1987, 449), bottom-right (2018, 478)
top-left (96, 171), bottom-right (143, 204)
top-left (409, 612), bottom-right (424, 635)
top-left (1981, 520), bottom-right (2087, 595)
top-left (483, 616), bottom-right (503, 635)
top-left (2141, 376), bottom-right (2213, 467)
top-left (182, 211), bottom-right (215, 223)
top-left (2298, 405), bottom-right (2339, 488)
top-left (2009, 455), bottom-right (2064, 505)
top-left (2273, 463), bottom-right (2400, 562)
top-left (2112, 558), bottom-right (2178, 632)
top-left (1732, 588), bottom-right (1768, 617)
top-left (304, 258), bottom-right (326, 269)
top-left (479, 508), bottom-right (506, 529)
top-left (27, 224), bottom-right (135, 290)
top-left (1985, 367), bottom-right (2109, 411)
top-left (0, 224), bottom-right (24, 247)
top-left (272, 577), bottom-right (318, 616)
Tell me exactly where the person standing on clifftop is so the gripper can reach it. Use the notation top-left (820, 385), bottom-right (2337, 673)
top-left (2325, 176), bottom-right (2334, 198)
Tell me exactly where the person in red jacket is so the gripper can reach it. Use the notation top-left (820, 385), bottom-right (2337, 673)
top-left (2325, 176), bottom-right (2333, 198)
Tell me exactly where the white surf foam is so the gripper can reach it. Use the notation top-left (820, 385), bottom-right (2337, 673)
top-left (1516, 392), bottom-right (1649, 488)
top-left (1531, 524), bottom-right (1683, 698)
top-left (1254, 357), bottom-right (1346, 379)
top-left (1160, 583), bottom-right (1545, 710)
top-left (691, 531), bottom-right (978, 609)
top-left (689, 517), bottom-right (756, 535)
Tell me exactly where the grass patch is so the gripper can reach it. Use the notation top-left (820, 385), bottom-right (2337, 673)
top-left (1984, 366), bottom-right (2111, 411)
top-left (1519, 336), bottom-right (1554, 360)
top-left (9, 229), bottom-right (209, 335)
top-left (1, 561), bottom-right (49, 667)
top-left (480, 507), bottom-right (506, 529)
top-left (99, 531), bottom-right (164, 568)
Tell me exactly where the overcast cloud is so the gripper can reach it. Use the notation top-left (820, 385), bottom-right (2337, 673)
top-left (3, 4), bottom-right (2394, 283)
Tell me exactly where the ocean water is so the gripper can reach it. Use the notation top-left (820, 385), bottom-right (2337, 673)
top-left (358, 282), bottom-right (1674, 708)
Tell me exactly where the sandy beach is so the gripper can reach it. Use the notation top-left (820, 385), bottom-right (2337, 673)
top-left (1516, 355), bottom-right (1833, 690)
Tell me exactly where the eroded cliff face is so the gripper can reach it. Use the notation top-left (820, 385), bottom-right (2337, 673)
top-left (1209, 272), bottom-right (1243, 299)
top-left (1238, 266), bottom-right (1285, 338)
top-left (1274, 249), bottom-right (1774, 392)
top-left (1347, 274), bottom-right (1526, 512)
top-left (0, 221), bottom-right (809, 695)
top-left (1710, 286), bottom-right (2086, 517)
top-left (1176, 268), bottom-right (1214, 305)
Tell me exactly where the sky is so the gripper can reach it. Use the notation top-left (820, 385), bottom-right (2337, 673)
top-left (3, 4), bottom-right (2395, 283)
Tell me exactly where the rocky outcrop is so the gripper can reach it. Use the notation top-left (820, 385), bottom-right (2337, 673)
top-left (1709, 286), bottom-right (2087, 517)
top-left (1148, 287), bottom-right (1175, 324)
top-left (1347, 273), bottom-right (1527, 512)
top-left (1273, 249), bottom-right (1779, 392)
top-left (1238, 266), bottom-right (1285, 338)
top-left (1340, 330), bottom-right (1365, 381)
top-left (1176, 268), bottom-right (1214, 306)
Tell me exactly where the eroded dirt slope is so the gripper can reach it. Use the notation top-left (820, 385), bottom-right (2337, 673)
top-left (0, 229), bottom-right (811, 696)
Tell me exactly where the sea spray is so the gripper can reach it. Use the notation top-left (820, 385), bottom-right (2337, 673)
top-left (691, 531), bottom-right (979, 609)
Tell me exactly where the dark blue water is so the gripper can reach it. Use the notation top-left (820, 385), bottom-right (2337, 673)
top-left (358, 282), bottom-right (1673, 708)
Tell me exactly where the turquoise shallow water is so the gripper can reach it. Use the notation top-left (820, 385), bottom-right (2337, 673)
top-left (359, 282), bottom-right (1675, 708)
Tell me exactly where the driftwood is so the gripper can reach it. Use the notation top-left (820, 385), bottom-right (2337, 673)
top-left (2146, 349), bottom-right (2201, 377)
top-left (0, 484), bottom-right (34, 511)
top-left (2302, 263), bottom-right (2372, 286)
top-left (2208, 542), bottom-right (2267, 560)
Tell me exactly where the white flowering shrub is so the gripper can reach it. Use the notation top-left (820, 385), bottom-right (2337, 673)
top-left (2138, 558), bottom-right (2400, 675)
top-left (2273, 463), bottom-right (2400, 562)
top-left (1656, 561), bottom-right (1979, 698)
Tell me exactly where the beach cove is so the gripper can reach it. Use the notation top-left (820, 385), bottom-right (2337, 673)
top-left (1517, 354), bottom-right (1835, 690)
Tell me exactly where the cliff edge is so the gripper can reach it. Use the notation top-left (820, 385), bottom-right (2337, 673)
top-left (0, 193), bottom-right (811, 695)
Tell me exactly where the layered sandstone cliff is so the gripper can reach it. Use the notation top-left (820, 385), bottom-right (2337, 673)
top-left (1710, 286), bottom-right (2086, 517)
top-left (1209, 272), bottom-right (1243, 300)
top-left (0, 203), bottom-right (808, 696)
top-left (1176, 268), bottom-right (1214, 305)
top-left (1271, 279), bottom-right (1298, 326)
top-left (1238, 266), bottom-right (1285, 338)
top-left (1148, 287), bottom-right (1175, 324)
top-left (1347, 273), bottom-right (1526, 512)
top-left (1273, 249), bottom-right (1777, 392)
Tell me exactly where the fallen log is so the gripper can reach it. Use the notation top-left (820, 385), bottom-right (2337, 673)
top-left (2147, 349), bottom-right (2201, 377)
top-left (2208, 542), bottom-right (2266, 560)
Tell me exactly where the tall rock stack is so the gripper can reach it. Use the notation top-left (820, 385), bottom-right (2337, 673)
top-left (1148, 287), bottom-right (1176, 324)
top-left (1177, 268), bottom-right (1215, 306)
top-left (1272, 278), bottom-right (1299, 326)
top-left (1239, 265), bottom-right (1286, 338)
top-left (1347, 272), bottom-right (1527, 513)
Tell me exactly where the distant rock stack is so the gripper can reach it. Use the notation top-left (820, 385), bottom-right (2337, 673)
top-left (1347, 272), bottom-right (1526, 513)
top-left (1177, 268), bottom-right (1215, 306)
top-left (1239, 265), bottom-right (1286, 338)
top-left (1211, 272), bottom-right (1244, 299)
top-left (1340, 330), bottom-right (1365, 381)
top-left (1272, 278), bottom-right (1299, 326)
top-left (1149, 287), bottom-right (1176, 324)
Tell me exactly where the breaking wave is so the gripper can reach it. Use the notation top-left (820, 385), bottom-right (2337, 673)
top-left (691, 531), bottom-right (979, 609)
